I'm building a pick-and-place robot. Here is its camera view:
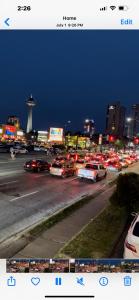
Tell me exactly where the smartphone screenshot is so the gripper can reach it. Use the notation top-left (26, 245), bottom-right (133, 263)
top-left (0, 0), bottom-right (139, 299)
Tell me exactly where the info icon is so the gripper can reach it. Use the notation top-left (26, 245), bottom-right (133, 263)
top-left (99, 277), bottom-right (108, 286)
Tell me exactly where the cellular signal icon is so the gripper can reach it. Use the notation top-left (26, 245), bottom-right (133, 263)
top-left (110, 5), bottom-right (116, 10)
top-left (100, 6), bottom-right (107, 11)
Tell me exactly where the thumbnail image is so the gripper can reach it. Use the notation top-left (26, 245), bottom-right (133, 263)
top-left (7, 259), bottom-right (29, 273)
top-left (29, 259), bottom-right (50, 273)
top-left (50, 259), bottom-right (69, 273)
top-left (75, 260), bottom-right (99, 273)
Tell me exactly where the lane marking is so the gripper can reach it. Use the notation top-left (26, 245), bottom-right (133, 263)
top-left (10, 191), bottom-right (39, 202)
top-left (0, 180), bottom-right (18, 186)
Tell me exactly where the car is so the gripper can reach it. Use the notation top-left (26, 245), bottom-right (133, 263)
top-left (67, 153), bottom-right (79, 162)
top-left (124, 214), bottom-right (139, 258)
top-left (106, 161), bottom-right (122, 172)
top-left (54, 156), bottom-right (68, 163)
top-left (124, 158), bottom-right (132, 166)
top-left (34, 146), bottom-right (47, 152)
top-left (13, 147), bottom-right (28, 154)
top-left (130, 155), bottom-right (138, 163)
top-left (75, 159), bottom-right (86, 170)
top-left (119, 159), bottom-right (128, 168)
top-left (77, 163), bottom-right (107, 182)
top-left (50, 162), bottom-right (75, 178)
top-left (24, 159), bottom-right (51, 172)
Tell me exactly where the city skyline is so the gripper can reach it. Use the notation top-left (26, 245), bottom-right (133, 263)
top-left (0, 30), bottom-right (139, 131)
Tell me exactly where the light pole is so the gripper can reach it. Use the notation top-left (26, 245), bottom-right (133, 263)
top-left (126, 117), bottom-right (132, 138)
top-left (64, 120), bottom-right (71, 132)
top-left (64, 121), bottom-right (71, 148)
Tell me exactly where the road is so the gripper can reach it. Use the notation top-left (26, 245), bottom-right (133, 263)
top-left (0, 153), bottom-right (138, 247)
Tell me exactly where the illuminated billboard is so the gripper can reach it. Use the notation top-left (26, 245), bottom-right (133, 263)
top-left (3, 125), bottom-right (16, 139)
top-left (49, 128), bottom-right (63, 142)
top-left (5, 125), bottom-right (16, 136)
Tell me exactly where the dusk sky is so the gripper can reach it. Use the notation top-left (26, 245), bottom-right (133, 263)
top-left (0, 30), bottom-right (139, 132)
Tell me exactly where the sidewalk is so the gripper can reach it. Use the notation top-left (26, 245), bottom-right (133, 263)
top-left (14, 185), bottom-right (115, 258)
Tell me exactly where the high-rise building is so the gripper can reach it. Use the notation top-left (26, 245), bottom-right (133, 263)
top-left (106, 101), bottom-right (126, 137)
top-left (26, 95), bottom-right (36, 133)
top-left (84, 119), bottom-right (95, 137)
top-left (132, 104), bottom-right (139, 136)
top-left (7, 116), bottom-right (20, 129)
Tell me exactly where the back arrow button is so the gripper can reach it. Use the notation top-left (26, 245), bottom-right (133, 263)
top-left (4, 18), bottom-right (10, 26)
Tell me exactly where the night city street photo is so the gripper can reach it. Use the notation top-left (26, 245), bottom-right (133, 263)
top-left (0, 29), bottom-right (139, 260)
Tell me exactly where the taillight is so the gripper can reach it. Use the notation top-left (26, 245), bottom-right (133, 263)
top-left (125, 240), bottom-right (137, 253)
top-left (32, 163), bottom-right (36, 167)
top-left (67, 154), bottom-right (70, 160)
top-left (75, 154), bottom-right (78, 161)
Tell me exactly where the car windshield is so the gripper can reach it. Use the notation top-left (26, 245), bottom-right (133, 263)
top-left (85, 164), bottom-right (98, 170)
top-left (133, 222), bottom-right (139, 237)
top-left (52, 163), bottom-right (63, 168)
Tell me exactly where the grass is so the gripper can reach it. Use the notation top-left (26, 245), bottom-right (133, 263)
top-left (57, 205), bottom-right (127, 258)
top-left (27, 177), bottom-right (117, 241)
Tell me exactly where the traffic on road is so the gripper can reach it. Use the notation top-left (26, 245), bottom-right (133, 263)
top-left (0, 146), bottom-right (139, 258)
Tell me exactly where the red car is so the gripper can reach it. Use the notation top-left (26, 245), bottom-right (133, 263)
top-left (106, 160), bottom-right (122, 172)
top-left (24, 159), bottom-right (51, 172)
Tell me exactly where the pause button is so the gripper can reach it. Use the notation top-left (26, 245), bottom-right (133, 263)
top-left (55, 278), bottom-right (62, 286)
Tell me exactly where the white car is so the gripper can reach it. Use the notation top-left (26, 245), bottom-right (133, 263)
top-left (124, 214), bottom-right (139, 258)
top-left (77, 163), bottom-right (107, 182)
top-left (13, 147), bottom-right (28, 154)
top-left (50, 162), bottom-right (75, 178)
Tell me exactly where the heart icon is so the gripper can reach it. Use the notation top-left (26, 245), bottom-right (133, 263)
top-left (31, 277), bottom-right (40, 286)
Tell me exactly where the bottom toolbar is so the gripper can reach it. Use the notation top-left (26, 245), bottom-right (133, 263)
top-left (0, 259), bottom-right (139, 299)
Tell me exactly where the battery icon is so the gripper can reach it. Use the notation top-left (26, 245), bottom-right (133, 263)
top-left (118, 5), bottom-right (129, 11)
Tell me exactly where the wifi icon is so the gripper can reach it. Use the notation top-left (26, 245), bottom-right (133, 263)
top-left (110, 5), bottom-right (116, 10)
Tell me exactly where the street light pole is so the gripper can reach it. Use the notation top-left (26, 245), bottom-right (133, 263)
top-left (126, 117), bottom-right (132, 139)
top-left (64, 120), bottom-right (71, 149)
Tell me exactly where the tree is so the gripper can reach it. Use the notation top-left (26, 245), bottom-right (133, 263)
top-left (110, 173), bottom-right (139, 213)
top-left (115, 139), bottom-right (124, 150)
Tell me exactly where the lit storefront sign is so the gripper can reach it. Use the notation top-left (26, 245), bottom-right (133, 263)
top-left (17, 131), bottom-right (24, 136)
top-left (38, 131), bottom-right (48, 142)
top-left (66, 136), bottom-right (90, 149)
